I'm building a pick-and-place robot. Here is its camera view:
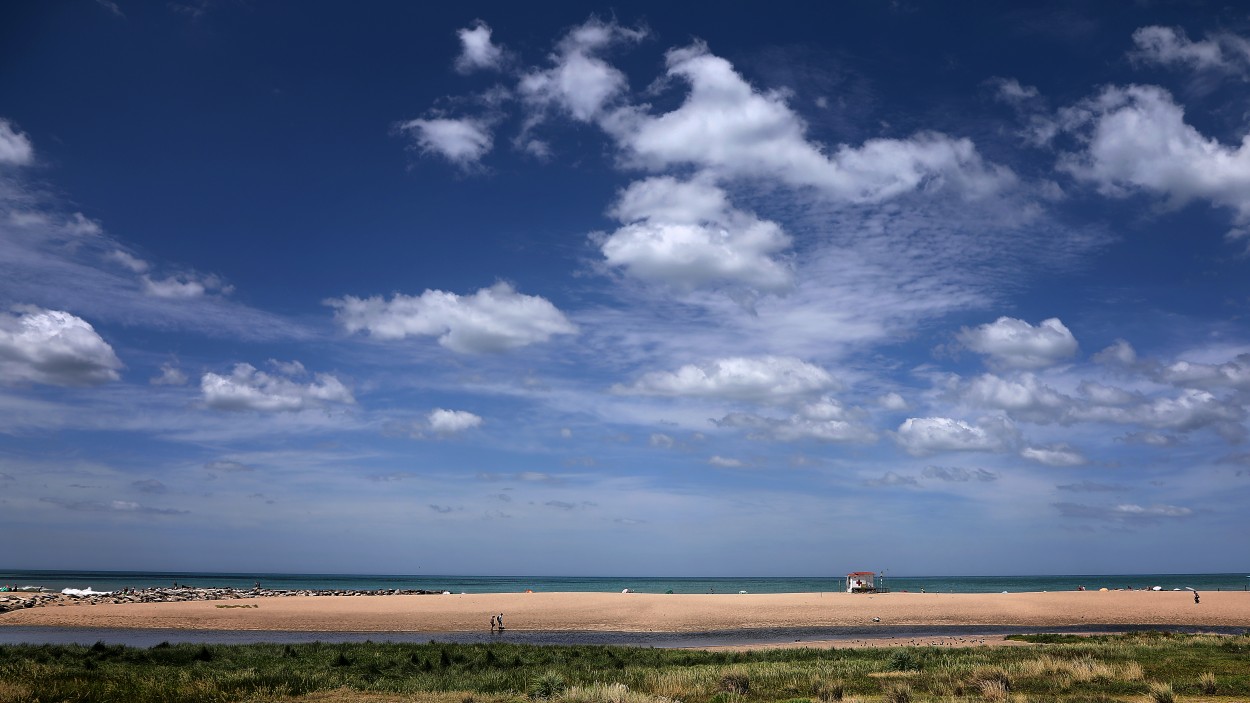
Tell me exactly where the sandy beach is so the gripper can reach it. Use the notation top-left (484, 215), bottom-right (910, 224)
top-left (2, 590), bottom-right (1247, 635)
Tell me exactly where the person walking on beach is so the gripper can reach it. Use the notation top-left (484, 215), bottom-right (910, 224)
top-left (490, 614), bottom-right (497, 632)
top-left (498, 613), bottom-right (504, 630)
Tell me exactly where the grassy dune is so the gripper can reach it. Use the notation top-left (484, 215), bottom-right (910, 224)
top-left (0, 632), bottom-right (1247, 702)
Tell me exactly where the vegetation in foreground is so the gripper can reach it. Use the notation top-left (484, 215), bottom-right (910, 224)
top-left (0, 631), bottom-right (1247, 702)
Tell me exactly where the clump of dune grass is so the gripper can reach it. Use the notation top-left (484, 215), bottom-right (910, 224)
top-left (881, 682), bottom-right (912, 703)
top-left (1200, 670), bottom-right (1217, 694)
top-left (977, 678), bottom-right (1009, 702)
top-left (1148, 681), bottom-right (1175, 703)
top-left (813, 678), bottom-right (844, 702)
top-left (559, 682), bottom-right (678, 703)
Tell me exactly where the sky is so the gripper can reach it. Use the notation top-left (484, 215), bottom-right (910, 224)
top-left (2, 1), bottom-right (1249, 578)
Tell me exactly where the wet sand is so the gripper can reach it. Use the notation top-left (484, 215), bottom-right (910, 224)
top-left (2, 590), bottom-right (1247, 635)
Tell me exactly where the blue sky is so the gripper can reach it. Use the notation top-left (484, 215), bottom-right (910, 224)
top-left (2, 1), bottom-right (1249, 577)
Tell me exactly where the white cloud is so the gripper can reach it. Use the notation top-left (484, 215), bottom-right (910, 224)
top-left (1054, 502), bottom-right (1193, 523)
top-left (519, 17), bottom-right (645, 122)
top-left (1159, 354), bottom-right (1250, 390)
top-left (708, 455), bottom-right (744, 467)
top-left (649, 432), bottom-right (674, 448)
top-left (878, 392), bottom-right (909, 411)
top-left (141, 272), bottom-right (231, 298)
top-left (895, 416), bottom-right (1016, 455)
top-left (0, 119), bottom-right (34, 166)
top-left (427, 408), bottom-right (483, 434)
top-left (0, 307), bottom-right (122, 386)
top-left (717, 396), bottom-right (877, 444)
top-left (1056, 85), bottom-right (1250, 237)
top-left (107, 250), bottom-right (150, 273)
top-left (398, 117), bottom-right (493, 168)
top-left (617, 355), bottom-right (835, 402)
top-left (1130, 26), bottom-right (1240, 72)
top-left (988, 77), bottom-right (1041, 106)
top-left (1021, 444), bottom-right (1086, 466)
top-left (959, 316), bottom-right (1078, 369)
top-left (921, 466), bottom-right (998, 482)
top-left (1094, 339), bottom-right (1137, 366)
top-left (455, 21), bottom-right (504, 73)
top-left (597, 176), bottom-right (792, 291)
top-left (962, 372), bottom-right (1070, 423)
top-left (201, 362), bottom-right (354, 412)
top-left (1070, 388), bottom-right (1244, 441)
top-left (327, 282), bottom-right (577, 354)
top-left (609, 42), bottom-right (1013, 202)
top-left (865, 471), bottom-right (917, 487)
top-left (150, 363), bottom-right (188, 386)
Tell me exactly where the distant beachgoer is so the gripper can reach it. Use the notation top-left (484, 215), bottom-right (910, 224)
top-left (1195, 592), bottom-right (1200, 604)
top-left (498, 613), bottom-right (504, 630)
top-left (490, 615), bottom-right (497, 631)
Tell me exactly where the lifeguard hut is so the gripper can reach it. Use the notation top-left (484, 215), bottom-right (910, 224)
top-left (847, 571), bottom-right (876, 593)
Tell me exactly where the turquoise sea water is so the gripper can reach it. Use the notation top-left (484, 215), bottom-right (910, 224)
top-left (3, 570), bottom-right (1247, 594)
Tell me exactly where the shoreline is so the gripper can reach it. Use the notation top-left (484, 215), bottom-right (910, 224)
top-left (3, 591), bottom-right (1248, 639)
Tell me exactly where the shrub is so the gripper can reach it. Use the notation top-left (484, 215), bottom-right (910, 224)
top-left (885, 649), bottom-right (917, 672)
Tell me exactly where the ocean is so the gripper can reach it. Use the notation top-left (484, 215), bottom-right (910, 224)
top-left (3, 569), bottom-right (1247, 595)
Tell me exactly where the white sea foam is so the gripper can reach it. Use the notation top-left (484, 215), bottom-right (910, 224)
top-left (62, 587), bottom-right (113, 596)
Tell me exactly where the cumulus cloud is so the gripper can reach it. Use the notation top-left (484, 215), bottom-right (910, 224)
top-left (141, 272), bottom-right (231, 298)
top-left (1130, 26), bottom-right (1244, 73)
top-left (878, 392), bottom-right (909, 411)
top-left (40, 497), bottom-right (187, 516)
top-left (426, 408), bottom-right (483, 434)
top-left (921, 466), bottom-right (998, 482)
top-left (455, 21), bottom-right (505, 73)
top-left (963, 373), bottom-right (1070, 423)
top-left (608, 42), bottom-right (1013, 201)
top-left (959, 317), bottom-right (1078, 369)
top-left (0, 307), bottom-right (122, 386)
top-left (864, 471), bottom-right (917, 487)
top-left (895, 416), bottom-right (1016, 455)
top-left (0, 119), bottom-right (34, 166)
top-left (1159, 354), bottom-right (1250, 390)
top-left (1094, 339), bottom-right (1137, 366)
top-left (716, 397), bottom-right (877, 443)
top-left (1021, 444), bottom-right (1086, 466)
top-left (150, 362), bottom-right (188, 386)
top-left (201, 362), bottom-right (354, 412)
top-left (988, 77), bottom-right (1041, 106)
top-left (708, 455), bottom-right (744, 467)
top-left (519, 17), bottom-right (646, 122)
top-left (1056, 85), bottom-right (1250, 240)
top-left (1070, 388), bottom-right (1244, 442)
top-left (1054, 501), bottom-right (1193, 523)
top-left (397, 117), bottom-right (494, 168)
top-left (596, 176), bottom-right (792, 292)
top-left (617, 355), bottom-right (835, 402)
top-left (107, 250), bottom-right (150, 273)
top-left (327, 282), bottom-right (577, 354)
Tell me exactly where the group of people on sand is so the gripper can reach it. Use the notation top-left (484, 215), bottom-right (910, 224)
top-left (489, 613), bottom-right (505, 632)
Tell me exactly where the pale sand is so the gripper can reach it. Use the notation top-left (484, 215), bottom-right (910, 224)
top-left (3, 591), bottom-right (1248, 636)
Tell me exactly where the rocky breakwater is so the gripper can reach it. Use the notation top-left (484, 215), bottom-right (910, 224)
top-left (0, 586), bottom-right (453, 615)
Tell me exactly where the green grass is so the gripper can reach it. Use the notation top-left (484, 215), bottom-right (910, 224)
top-left (0, 632), bottom-right (1247, 702)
